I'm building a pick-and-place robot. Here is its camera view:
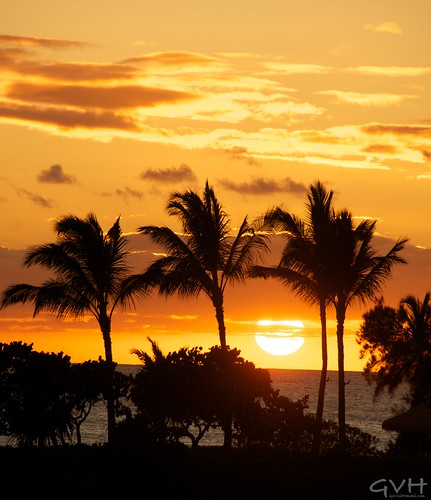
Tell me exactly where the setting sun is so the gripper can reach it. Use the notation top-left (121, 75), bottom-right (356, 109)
top-left (255, 320), bottom-right (305, 356)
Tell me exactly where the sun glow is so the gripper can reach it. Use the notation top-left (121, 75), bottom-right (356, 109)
top-left (255, 320), bottom-right (305, 356)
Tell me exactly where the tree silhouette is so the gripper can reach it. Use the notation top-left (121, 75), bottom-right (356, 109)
top-left (133, 181), bottom-right (270, 350)
top-left (252, 182), bottom-right (407, 452)
top-left (329, 211), bottom-right (407, 450)
top-left (0, 342), bottom-right (74, 446)
top-left (358, 293), bottom-right (431, 406)
top-left (0, 214), bottom-right (145, 444)
top-left (250, 181), bottom-right (335, 455)
top-left (131, 182), bottom-right (270, 448)
top-left (129, 340), bottom-right (273, 450)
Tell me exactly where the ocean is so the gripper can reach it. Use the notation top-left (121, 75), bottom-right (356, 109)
top-left (80, 366), bottom-right (408, 450)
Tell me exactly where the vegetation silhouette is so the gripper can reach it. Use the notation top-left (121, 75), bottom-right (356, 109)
top-left (125, 340), bottom-right (274, 450)
top-left (0, 180), bottom-right (415, 456)
top-left (251, 181), bottom-right (335, 455)
top-left (0, 214), bottom-right (147, 444)
top-left (129, 181), bottom-right (270, 447)
top-left (358, 293), bottom-right (431, 453)
top-left (119, 340), bottom-right (380, 456)
top-left (0, 342), bottom-right (128, 446)
top-left (251, 180), bottom-right (407, 452)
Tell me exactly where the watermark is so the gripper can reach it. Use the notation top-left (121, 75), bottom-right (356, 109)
top-left (369, 478), bottom-right (428, 498)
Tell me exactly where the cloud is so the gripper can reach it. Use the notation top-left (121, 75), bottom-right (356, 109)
top-left (0, 34), bottom-right (91, 49)
top-left (261, 62), bottom-right (332, 75)
top-left (263, 61), bottom-right (431, 78)
top-left (115, 186), bottom-right (144, 200)
top-left (222, 146), bottom-right (261, 166)
top-left (219, 177), bottom-right (307, 196)
top-left (362, 124), bottom-right (431, 138)
top-left (14, 61), bottom-right (137, 82)
top-left (349, 66), bottom-right (431, 77)
top-left (0, 101), bottom-right (139, 130)
top-left (16, 188), bottom-right (53, 208)
top-left (37, 164), bottom-right (77, 184)
top-left (363, 21), bottom-right (402, 35)
top-left (141, 164), bottom-right (197, 183)
top-left (120, 51), bottom-right (217, 66)
top-left (318, 90), bottom-right (418, 107)
top-left (7, 83), bottom-right (198, 110)
top-left (362, 144), bottom-right (398, 155)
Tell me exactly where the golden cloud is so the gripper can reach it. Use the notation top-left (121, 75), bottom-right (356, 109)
top-left (0, 34), bottom-right (91, 49)
top-left (362, 124), bottom-right (431, 138)
top-left (7, 82), bottom-right (198, 110)
top-left (318, 90), bottom-right (418, 107)
top-left (362, 144), bottom-right (398, 155)
top-left (0, 101), bottom-right (139, 130)
top-left (120, 51), bottom-right (218, 66)
top-left (363, 21), bottom-right (402, 35)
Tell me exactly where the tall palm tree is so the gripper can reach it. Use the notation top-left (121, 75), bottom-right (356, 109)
top-left (136, 181), bottom-right (271, 349)
top-left (0, 213), bottom-right (146, 444)
top-left (250, 181), bottom-right (335, 454)
top-left (329, 211), bottom-right (407, 450)
top-left (134, 181), bottom-right (270, 448)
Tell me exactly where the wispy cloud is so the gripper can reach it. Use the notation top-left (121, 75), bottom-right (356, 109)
top-left (318, 90), bottom-right (418, 107)
top-left (363, 21), bottom-right (402, 35)
top-left (219, 177), bottom-right (307, 195)
top-left (7, 83), bottom-right (197, 110)
top-left (116, 186), bottom-right (144, 200)
top-left (362, 124), bottom-right (431, 138)
top-left (37, 164), bottom-right (77, 184)
top-left (120, 51), bottom-right (218, 67)
top-left (141, 164), bottom-right (197, 183)
top-left (1, 36), bottom-right (431, 171)
top-left (0, 34), bottom-right (91, 49)
top-left (0, 101), bottom-right (140, 130)
top-left (16, 188), bottom-right (54, 208)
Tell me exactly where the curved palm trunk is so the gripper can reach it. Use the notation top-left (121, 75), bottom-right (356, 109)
top-left (336, 306), bottom-right (347, 452)
top-left (312, 299), bottom-right (328, 455)
top-left (100, 314), bottom-right (116, 445)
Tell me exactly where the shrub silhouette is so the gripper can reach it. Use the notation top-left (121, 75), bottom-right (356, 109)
top-left (0, 342), bottom-right (130, 446)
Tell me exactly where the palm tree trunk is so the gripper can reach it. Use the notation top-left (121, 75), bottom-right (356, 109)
top-left (336, 306), bottom-right (346, 452)
top-left (100, 316), bottom-right (116, 445)
top-left (312, 299), bottom-right (328, 455)
top-left (213, 293), bottom-right (227, 349)
top-left (213, 292), bottom-right (232, 448)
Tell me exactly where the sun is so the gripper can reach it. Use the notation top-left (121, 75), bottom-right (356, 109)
top-left (255, 320), bottom-right (305, 356)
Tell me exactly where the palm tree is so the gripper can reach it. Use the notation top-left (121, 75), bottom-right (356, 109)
top-left (133, 181), bottom-right (270, 448)
top-left (0, 213), bottom-right (146, 444)
top-left (136, 181), bottom-right (271, 349)
top-left (329, 211), bottom-right (407, 450)
top-left (250, 181), bottom-right (335, 454)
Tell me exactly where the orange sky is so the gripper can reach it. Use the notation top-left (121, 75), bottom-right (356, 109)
top-left (1, 1), bottom-right (431, 370)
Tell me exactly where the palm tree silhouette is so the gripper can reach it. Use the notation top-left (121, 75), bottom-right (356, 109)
top-left (0, 213), bottom-right (144, 444)
top-left (133, 181), bottom-right (270, 448)
top-left (329, 210), bottom-right (407, 450)
top-left (250, 181), bottom-right (335, 454)
top-left (135, 181), bottom-right (270, 349)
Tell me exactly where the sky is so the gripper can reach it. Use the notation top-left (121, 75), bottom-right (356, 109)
top-left (1, 0), bottom-right (431, 371)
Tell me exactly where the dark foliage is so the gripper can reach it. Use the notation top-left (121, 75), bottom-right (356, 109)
top-left (0, 342), bottom-right (128, 446)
